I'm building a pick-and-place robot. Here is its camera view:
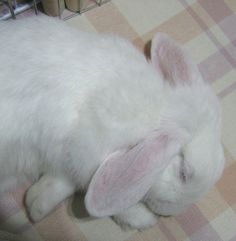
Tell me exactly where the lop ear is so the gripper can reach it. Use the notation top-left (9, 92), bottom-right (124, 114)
top-left (85, 128), bottom-right (186, 217)
top-left (151, 33), bottom-right (200, 86)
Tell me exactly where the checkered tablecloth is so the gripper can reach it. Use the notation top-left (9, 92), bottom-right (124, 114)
top-left (0, 1), bottom-right (236, 241)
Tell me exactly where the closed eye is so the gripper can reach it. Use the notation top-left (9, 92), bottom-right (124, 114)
top-left (179, 156), bottom-right (193, 184)
top-left (180, 160), bottom-right (187, 183)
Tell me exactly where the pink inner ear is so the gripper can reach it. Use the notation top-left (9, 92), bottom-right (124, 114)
top-left (151, 33), bottom-right (199, 85)
top-left (159, 44), bottom-right (190, 83)
top-left (85, 130), bottom-right (182, 217)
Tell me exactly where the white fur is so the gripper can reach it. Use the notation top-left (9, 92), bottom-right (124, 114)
top-left (26, 175), bottom-right (74, 221)
top-left (0, 16), bottom-right (224, 229)
top-left (113, 203), bottom-right (157, 230)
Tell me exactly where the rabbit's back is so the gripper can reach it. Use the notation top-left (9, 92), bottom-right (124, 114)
top-left (0, 16), bottom-right (164, 187)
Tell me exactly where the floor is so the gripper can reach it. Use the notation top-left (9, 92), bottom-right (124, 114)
top-left (0, 1), bottom-right (236, 241)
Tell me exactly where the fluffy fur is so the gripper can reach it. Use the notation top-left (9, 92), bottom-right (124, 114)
top-left (0, 15), bottom-right (224, 229)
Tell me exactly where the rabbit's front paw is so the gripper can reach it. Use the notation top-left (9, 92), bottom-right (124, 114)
top-left (25, 175), bottom-right (74, 222)
top-left (113, 203), bottom-right (157, 230)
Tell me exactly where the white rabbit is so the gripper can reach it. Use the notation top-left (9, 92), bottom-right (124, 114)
top-left (0, 15), bottom-right (224, 229)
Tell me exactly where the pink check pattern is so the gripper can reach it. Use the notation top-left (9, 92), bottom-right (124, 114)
top-left (0, 1), bottom-right (236, 240)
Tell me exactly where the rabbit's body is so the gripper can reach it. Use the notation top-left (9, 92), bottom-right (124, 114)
top-left (0, 16), bottom-right (224, 229)
top-left (0, 17), bottom-right (162, 190)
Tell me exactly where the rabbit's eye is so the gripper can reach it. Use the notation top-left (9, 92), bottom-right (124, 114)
top-left (179, 157), bottom-right (193, 184)
top-left (180, 162), bottom-right (187, 183)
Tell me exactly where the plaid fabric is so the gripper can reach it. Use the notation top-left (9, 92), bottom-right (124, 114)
top-left (1, 0), bottom-right (236, 240)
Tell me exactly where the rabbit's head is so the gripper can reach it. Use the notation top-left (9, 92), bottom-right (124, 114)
top-left (144, 33), bottom-right (225, 216)
top-left (85, 33), bottom-right (225, 218)
top-left (145, 127), bottom-right (225, 216)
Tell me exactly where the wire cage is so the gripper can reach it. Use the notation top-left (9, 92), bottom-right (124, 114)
top-left (0, 0), bottom-right (38, 20)
top-left (0, 0), bottom-right (110, 20)
top-left (65, 0), bottom-right (109, 13)
top-left (40, 0), bottom-right (110, 20)
top-left (61, 0), bottom-right (110, 20)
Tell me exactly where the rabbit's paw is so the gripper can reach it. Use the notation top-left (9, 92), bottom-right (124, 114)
top-left (113, 203), bottom-right (157, 230)
top-left (25, 175), bottom-right (74, 222)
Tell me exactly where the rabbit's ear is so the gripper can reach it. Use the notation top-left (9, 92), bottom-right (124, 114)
top-left (85, 128), bottom-right (186, 217)
top-left (151, 33), bottom-right (200, 86)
